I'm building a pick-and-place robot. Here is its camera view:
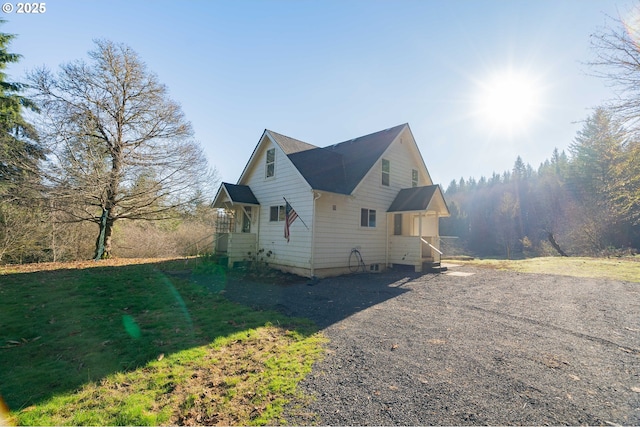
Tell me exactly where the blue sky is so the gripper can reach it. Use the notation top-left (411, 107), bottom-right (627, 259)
top-left (3, 0), bottom-right (635, 188)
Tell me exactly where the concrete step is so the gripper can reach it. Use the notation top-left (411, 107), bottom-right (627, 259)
top-left (423, 261), bottom-right (448, 273)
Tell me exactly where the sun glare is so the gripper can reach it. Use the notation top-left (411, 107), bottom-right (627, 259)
top-left (474, 70), bottom-right (542, 136)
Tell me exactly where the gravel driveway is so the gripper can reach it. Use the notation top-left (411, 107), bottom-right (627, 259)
top-left (223, 264), bottom-right (640, 425)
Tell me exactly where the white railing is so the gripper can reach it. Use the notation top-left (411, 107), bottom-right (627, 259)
top-left (420, 237), bottom-right (443, 255)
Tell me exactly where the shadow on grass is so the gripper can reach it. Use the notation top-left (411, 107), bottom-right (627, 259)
top-left (0, 259), bottom-right (316, 411)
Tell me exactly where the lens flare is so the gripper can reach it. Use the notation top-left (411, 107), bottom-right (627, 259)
top-left (122, 314), bottom-right (141, 339)
top-left (622, 5), bottom-right (640, 51)
top-left (474, 69), bottom-right (543, 136)
top-left (0, 395), bottom-right (13, 426)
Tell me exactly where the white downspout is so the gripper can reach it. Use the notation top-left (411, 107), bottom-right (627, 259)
top-left (310, 191), bottom-right (321, 278)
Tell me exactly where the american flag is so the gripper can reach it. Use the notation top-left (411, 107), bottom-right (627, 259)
top-left (284, 201), bottom-right (299, 242)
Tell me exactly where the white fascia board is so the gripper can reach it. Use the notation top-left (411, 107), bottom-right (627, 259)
top-left (403, 123), bottom-right (434, 186)
top-left (236, 129), bottom-right (270, 185)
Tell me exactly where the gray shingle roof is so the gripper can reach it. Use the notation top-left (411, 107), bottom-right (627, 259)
top-left (387, 185), bottom-right (441, 212)
top-left (267, 130), bottom-right (318, 154)
top-left (287, 124), bottom-right (407, 194)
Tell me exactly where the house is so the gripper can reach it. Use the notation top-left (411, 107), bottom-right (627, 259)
top-left (211, 123), bottom-right (450, 278)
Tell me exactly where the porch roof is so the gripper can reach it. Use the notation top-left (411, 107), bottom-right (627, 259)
top-left (213, 182), bottom-right (259, 207)
top-left (387, 185), bottom-right (449, 215)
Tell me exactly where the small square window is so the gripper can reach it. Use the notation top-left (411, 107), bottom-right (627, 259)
top-left (270, 206), bottom-right (279, 222)
top-left (270, 205), bottom-right (286, 222)
top-left (361, 208), bottom-right (376, 227)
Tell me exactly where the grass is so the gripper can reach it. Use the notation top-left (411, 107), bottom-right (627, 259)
top-left (0, 258), bottom-right (326, 425)
top-left (458, 255), bottom-right (640, 282)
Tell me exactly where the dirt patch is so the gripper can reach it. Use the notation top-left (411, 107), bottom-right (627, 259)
top-left (222, 265), bottom-right (640, 425)
top-left (164, 328), bottom-right (290, 426)
top-left (0, 257), bottom-right (184, 274)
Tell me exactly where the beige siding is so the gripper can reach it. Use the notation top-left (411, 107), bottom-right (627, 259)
top-left (240, 135), bottom-right (314, 270)
top-left (388, 235), bottom-right (421, 265)
top-left (312, 128), bottom-right (439, 271)
top-left (411, 213), bottom-right (438, 236)
top-left (312, 192), bottom-right (387, 269)
top-left (227, 233), bottom-right (257, 266)
top-left (380, 127), bottom-right (433, 189)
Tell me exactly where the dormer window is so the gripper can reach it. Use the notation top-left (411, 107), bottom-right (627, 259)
top-left (266, 148), bottom-right (275, 178)
top-left (382, 159), bottom-right (390, 186)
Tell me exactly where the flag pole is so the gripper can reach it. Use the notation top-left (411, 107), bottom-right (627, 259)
top-left (283, 196), bottom-right (309, 230)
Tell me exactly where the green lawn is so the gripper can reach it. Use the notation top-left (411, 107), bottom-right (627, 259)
top-left (0, 259), bottom-right (325, 425)
top-left (458, 256), bottom-right (640, 282)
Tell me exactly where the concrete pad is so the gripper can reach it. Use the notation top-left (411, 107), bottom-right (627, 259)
top-left (441, 262), bottom-right (462, 269)
top-left (444, 271), bottom-right (475, 277)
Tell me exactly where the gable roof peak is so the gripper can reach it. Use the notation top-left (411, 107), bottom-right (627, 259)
top-left (331, 123), bottom-right (408, 148)
top-left (287, 123), bottom-right (408, 194)
top-left (265, 129), bottom-right (318, 155)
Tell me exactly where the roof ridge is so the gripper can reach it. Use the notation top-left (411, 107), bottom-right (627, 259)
top-left (330, 123), bottom-right (407, 148)
top-left (266, 129), bottom-right (319, 154)
top-left (286, 123), bottom-right (407, 194)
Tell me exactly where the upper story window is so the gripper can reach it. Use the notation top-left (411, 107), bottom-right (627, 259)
top-left (266, 148), bottom-right (275, 178)
top-left (412, 169), bottom-right (418, 187)
top-left (381, 159), bottom-right (390, 186)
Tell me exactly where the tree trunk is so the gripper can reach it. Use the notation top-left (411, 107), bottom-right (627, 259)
top-left (547, 232), bottom-right (569, 257)
top-left (103, 218), bottom-right (114, 258)
top-left (94, 208), bottom-right (114, 259)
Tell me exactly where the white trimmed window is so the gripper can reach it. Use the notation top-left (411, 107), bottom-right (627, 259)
top-left (266, 148), bottom-right (275, 178)
top-left (269, 205), bottom-right (285, 222)
top-left (382, 159), bottom-right (390, 186)
top-left (412, 169), bottom-right (418, 187)
top-left (360, 208), bottom-right (376, 227)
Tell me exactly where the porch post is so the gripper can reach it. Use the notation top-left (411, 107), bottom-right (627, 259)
top-left (417, 211), bottom-right (423, 273)
top-left (256, 205), bottom-right (261, 256)
top-left (385, 212), bottom-right (389, 268)
top-left (435, 213), bottom-right (440, 264)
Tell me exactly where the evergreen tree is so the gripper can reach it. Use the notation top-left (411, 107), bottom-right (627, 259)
top-left (0, 20), bottom-right (42, 199)
top-left (567, 107), bottom-right (628, 251)
top-left (568, 107), bottom-right (623, 197)
top-left (445, 179), bottom-right (458, 195)
top-left (613, 139), bottom-right (640, 226)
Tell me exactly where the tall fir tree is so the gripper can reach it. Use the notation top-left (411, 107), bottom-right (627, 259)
top-left (0, 19), bottom-right (41, 199)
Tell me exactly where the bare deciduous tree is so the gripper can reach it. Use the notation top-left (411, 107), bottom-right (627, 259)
top-left (590, 7), bottom-right (640, 126)
top-left (590, 9), bottom-right (640, 225)
top-left (29, 40), bottom-right (216, 259)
